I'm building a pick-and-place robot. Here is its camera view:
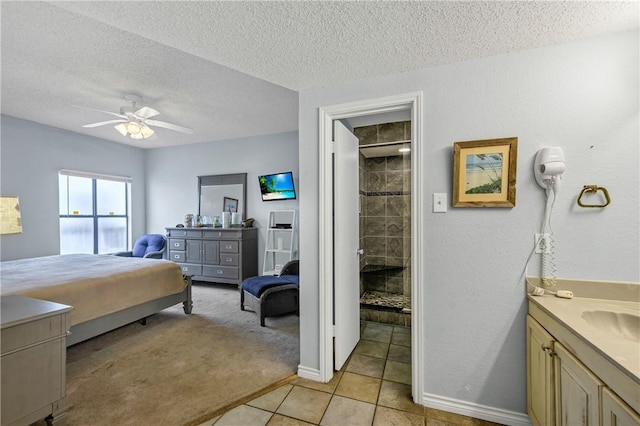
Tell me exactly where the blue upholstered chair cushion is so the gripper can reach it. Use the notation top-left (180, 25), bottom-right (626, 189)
top-left (241, 275), bottom-right (300, 298)
top-left (132, 234), bottom-right (166, 258)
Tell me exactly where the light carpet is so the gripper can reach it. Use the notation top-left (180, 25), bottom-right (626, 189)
top-left (60, 283), bottom-right (299, 426)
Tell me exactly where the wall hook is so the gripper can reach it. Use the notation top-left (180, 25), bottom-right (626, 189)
top-left (577, 185), bottom-right (610, 208)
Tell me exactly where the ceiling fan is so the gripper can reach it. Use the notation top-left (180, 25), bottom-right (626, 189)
top-left (75, 95), bottom-right (193, 140)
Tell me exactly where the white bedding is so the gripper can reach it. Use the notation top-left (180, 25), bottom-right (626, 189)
top-left (0, 254), bottom-right (186, 325)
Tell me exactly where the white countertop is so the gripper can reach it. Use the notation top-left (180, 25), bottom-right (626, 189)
top-left (528, 295), bottom-right (640, 382)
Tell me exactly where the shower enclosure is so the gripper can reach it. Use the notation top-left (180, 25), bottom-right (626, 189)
top-left (355, 121), bottom-right (412, 326)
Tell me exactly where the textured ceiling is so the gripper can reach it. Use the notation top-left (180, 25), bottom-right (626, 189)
top-left (1, 1), bottom-right (638, 148)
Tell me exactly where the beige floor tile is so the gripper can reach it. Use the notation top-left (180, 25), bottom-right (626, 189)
top-left (365, 321), bottom-right (395, 332)
top-left (354, 339), bottom-right (389, 359)
top-left (345, 353), bottom-right (386, 378)
top-left (384, 359), bottom-right (412, 384)
top-left (391, 331), bottom-right (411, 347)
top-left (195, 416), bottom-right (219, 426)
top-left (334, 372), bottom-right (381, 404)
top-left (387, 344), bottom-right (411, 363)
top-left (248, 384), bottom-right (294, 412)
top-left (393, 325), bottom-right (411, 335)
top-left (377, 380), bottom-right (424, 416)
top-left (214, 404), bottom-right (272, 426)
top-left (425, 408), bottom-right (504, 426)
top-left (276, 386), bottom-right (332, 424)
top-left (361, 327), bottom-right (392, 343)
top-left (373, 406), bottom-right (425, 426)
top-left (267, 413), bottom-right (315, 426)
top-left (319, 395), bottom-right (376, 426)
top-left (294, 371), bottom-right (343, 394)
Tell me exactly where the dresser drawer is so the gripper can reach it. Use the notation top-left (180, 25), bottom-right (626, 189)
top-left (203, 266), bottom-right (239, 279)
top-left (220, 254), bottom-right (239, 266)
top-left (169, 239), bottom-right (185, 250)
top-left (202, 230), bottom-right (242, 239)
top-left (178, 263), bottom-right (202, 276)
top-left (1, 315), bottom-right (67, 354)
top-left (169, 251), bottom-right (186, 263)
top-left (168, 229), bottom-right (203, 238)
top-left (220, 241), bottom-right (239, 253)
top-left (1, 337), bottom-right (66, 425)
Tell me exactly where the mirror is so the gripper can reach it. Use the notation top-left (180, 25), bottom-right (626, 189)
top-left (198, 173), bottom-right (247, 223)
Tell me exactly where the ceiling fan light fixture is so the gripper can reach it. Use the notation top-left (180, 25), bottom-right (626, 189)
top-left (114, 123), bottom-right (128, 136)
top-left (140, 125), bottom-right (154, 139)
top-left (126, 121), bottom-right (141, 135)
top-left (130, 132), bottom-right (144, 140)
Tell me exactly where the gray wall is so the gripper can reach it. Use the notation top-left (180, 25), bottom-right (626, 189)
top-left (0, 116), bottom-right (147, 261)
top-left (144, 131), bottom-right (299, 270)
top-left (298, 30), bottom-right (639, 418)
top-left (0, 118), bottom-right (299, 270)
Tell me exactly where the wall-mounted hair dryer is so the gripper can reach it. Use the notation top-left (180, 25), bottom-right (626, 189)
top-left (534, 147), bottom-right (566, 191)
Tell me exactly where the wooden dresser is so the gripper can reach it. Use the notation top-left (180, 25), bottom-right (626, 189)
top-left (1, 295), bottom-right (72, 426)
top-left (165, 227), bottom-right (258, 285)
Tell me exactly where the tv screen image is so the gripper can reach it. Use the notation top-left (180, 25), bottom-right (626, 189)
top-left (259, 171), bottom-right (296, 201)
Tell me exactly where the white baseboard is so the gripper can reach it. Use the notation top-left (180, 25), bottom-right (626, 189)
top-left (423, 392), bottom-right (532, 426)
top-left (297, 365), bottom-right (322, 381)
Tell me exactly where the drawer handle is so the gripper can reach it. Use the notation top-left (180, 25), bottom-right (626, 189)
top-left (225, 245), bottom-right (232, 249)
top-left (174, 243), bottom-right (180, 247)
top-left (217, 270), bottom-right (223, 274)
top-left (226, 257), bottom-right (232, 262)
top-left (174, 255), bottom-right (180, 259)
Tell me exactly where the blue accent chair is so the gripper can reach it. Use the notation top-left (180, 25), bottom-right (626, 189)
top-left (240, 260), bottom-right (299, 326)
top-left (114, 234), bottom-right (167, 259)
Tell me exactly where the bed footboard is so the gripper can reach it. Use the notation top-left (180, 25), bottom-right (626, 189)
top-left (67, 275), bottom-right (193, 346)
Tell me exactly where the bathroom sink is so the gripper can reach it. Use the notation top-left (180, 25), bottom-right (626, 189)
top-left (582, 310), bottom-right (640, 341)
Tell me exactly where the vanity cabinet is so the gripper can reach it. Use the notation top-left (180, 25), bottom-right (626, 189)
top-left (527, 306), bottom-right (640, 426)
top-left (554, 342), bottom-right (603, 426)
top-left (527, 315), bottom-right (555, 426)
top-left (166, 227), bottom-right (258, 286)
top-left (602, 387), bottom-right (640, 426)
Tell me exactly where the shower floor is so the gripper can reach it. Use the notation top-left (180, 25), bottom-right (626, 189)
top-left (360, 291), bottom-right (409, 312)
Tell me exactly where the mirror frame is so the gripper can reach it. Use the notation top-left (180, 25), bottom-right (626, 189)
top-left (198, 173), bottom-right (247, 221)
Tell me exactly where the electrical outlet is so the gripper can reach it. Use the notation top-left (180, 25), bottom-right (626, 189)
top-left (535, 233), bottom-right (551, 254)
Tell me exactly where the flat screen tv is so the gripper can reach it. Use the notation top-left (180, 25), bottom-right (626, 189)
top-left (259, 171), bottom-right (296, 201)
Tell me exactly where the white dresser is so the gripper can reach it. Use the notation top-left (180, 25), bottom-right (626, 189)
top-left (1, 295), bottom-right (72, 426)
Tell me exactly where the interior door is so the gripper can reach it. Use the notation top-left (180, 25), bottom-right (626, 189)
top-left (333, 120), bottom-right (361, 370)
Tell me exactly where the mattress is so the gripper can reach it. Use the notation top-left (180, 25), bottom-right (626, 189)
top-left (0, 254), bottom-right (186, 326)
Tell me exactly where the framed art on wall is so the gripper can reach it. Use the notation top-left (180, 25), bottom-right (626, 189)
top-left (223, 197), bottom-right (238, 213)
top-left (452, 137), bottom-right (518, 207)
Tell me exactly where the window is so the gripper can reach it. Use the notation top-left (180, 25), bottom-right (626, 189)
top-left (59, 170), bottom-right (132, 254)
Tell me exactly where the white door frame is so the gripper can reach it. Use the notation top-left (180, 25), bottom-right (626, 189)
top-left (318, 92), bottom-right (424, 404)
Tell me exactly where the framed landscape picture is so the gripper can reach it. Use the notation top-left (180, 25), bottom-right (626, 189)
top-left (452, 137), bottom-right (518, 207)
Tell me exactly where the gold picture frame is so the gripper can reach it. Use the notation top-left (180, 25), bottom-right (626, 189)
top-left (452, 137), bottom-right (518, 208)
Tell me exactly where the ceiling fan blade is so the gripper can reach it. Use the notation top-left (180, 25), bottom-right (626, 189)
top-left (82, 119), bottom-right (128, 128)
top-left (134, 106), bottom-right (160, 119)
top-left (144, 119), bottom-right (193, 134)
top-left (71, 105), bottom-right (127, 119)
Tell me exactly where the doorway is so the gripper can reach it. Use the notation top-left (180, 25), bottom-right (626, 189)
top-left (317, 92), bottom-right (424, 405)
top-left (355, 121), bottom-right (412, 327)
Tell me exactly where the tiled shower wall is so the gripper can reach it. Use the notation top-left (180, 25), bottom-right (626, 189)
top-left (355, 121), bottom-right (412, 304)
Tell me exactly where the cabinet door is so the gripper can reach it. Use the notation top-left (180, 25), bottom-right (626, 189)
top-left (527, 315), bottom-right (555, 426)
top-left (202, 240), bottom-right (220, 265)
top-left (185, 240), bottom-right (202, 263)
top-left (554, 342), bottom-right (603, 426)
top-left (602, 387), bottom-right (640, 426)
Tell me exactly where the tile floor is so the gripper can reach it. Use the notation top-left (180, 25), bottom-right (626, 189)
top-left (199, 321), bottom-right (501, 426)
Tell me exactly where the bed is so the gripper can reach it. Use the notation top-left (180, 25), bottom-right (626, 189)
top-left (0, 254), bottom-right (192, 346)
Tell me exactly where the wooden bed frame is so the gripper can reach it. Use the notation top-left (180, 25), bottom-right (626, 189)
top-left (67, 275), bottom-right (193, 346)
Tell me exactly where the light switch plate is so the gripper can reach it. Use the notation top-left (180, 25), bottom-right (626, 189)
top-left (433, 193), bottom-right (447, 213)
